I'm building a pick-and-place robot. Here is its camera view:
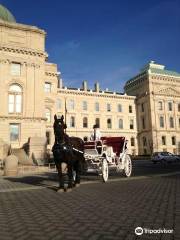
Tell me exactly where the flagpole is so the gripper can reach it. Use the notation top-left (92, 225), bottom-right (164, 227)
top-left (65, 97), bottom-right (67, 133)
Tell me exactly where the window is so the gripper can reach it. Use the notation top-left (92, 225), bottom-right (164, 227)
top-left (44, 82), bottom-right (51, 93)
top-left (142, 137), bottom-right (147, 146)
top-left (118, 104), bottom-right (122, 112)
top-left (168, 102), bottom-right (173, 111)
top-left (56, 99), bottom-right (61, 110)
top-left (46, 131), bottom-right (51, 145)
top-left (107, 118), bottom-right (112, 129)
top-left (95, 118), bottom-right (100, 128)
top-left (129, 105), bottom-right (133, 113)
top-left (141, 103), bottom-right (144, 112)
top-left (10, 123), bottom-right (20, 141)
top-left (45, 108), bottom-right (51, 123)
top-left (69, 100), bottom-right (75, 110)
top-left (11, 63), bottom-right (21, 76)
top-left (169, 117), bottom-right (174, 128)
top-left (131, 137), bottom-right (135, 147)
top-left (162, 136), bottom-right (166, 145)
top-left (82, 101), bottom-right (87, 111)
top-left (158, 101), bottom-right (163, 110)
top-left (159, 116), bottom-right (164, 128)
top-left (70, 116), bottom-right (75, 127)
top-left (130, 119), bottom-right (134, 129)
top-left (142, 117), bottom-right (145, 129)
top-left (8, 84), bottom-right (22, 113)
top-left (95, 102), bottom-right (99, 111)
top-left (172, 136), bottom-right (176, 145)
top-left (118, 119), bottom-right (123, 129)
top-left (83, 117), bottom-right (88, 128)
top-left (178, 103), bottom-right (180, 112)
top-left (107, 103), bottom-right (111, 112)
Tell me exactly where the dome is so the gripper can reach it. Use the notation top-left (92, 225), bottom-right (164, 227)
top-left (0, 4), bottom-right (16, 23)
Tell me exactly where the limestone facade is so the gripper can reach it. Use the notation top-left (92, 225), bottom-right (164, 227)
top-left (125, 61), bottom-right (180, 155)
top-left (0, 15), bottom-right (179, 156)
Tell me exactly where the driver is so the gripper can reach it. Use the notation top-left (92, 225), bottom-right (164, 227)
top-left (90, 124), bottom-right (101, 141)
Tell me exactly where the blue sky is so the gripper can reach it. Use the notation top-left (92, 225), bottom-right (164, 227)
top-left (1, 0), bottom-right (180, 92)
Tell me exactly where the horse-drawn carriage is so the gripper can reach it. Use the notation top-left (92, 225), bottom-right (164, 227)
top-left (84, 137), bottom-right (132, 182)
top-left (52, 115), bottom-right (132, 192)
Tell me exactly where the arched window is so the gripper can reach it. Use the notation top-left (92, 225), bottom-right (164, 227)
top-left (83, 117), bottom-right (88, 128)
top-left (70, 116), bottom-right (75, 127)
top-left (95, 118), bottom-right (100, 128)
top-left (45, 108), bottom-right (51, 123)
top-left (107, 118), bottom-right (112, 129)
top-left (8, 84), bottom-right (22, 113)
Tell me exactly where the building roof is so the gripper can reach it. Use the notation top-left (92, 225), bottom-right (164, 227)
top-left (150, 68), bottom-right (180, 77)
top-left (125, 61), bottom-right (180, 89)
top-left (0, 4), bottom-right (16, 23)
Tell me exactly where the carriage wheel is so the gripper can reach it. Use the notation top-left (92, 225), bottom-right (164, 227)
top-left (102, 159), bottom-right (109, 182)
top-left (123, 155), bottom-right (132, 177)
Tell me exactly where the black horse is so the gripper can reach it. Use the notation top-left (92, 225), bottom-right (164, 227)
top-left (52, 115), bottom-right (85, 192)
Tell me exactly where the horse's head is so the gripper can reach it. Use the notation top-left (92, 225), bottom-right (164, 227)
top-left (53, 115), bottom-right (67, 143)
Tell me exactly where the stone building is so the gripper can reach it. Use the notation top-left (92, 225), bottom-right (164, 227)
top-left (0, 4), bottom-right (59, 150)
top-left (125, 61), bottom-right (180, 155)
top-left (0, 4), bottom-right (179, 156)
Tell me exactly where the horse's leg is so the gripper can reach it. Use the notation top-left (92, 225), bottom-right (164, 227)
top-left (56, 162), bottom-right (64, 191)
top-left (67, 159), bottom-right (73, 191)
top-left (74, 158), bottom-right (81, 186)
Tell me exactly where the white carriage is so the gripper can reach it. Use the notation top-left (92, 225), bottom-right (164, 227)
top-left (84, 137), bottom-right (132, 182)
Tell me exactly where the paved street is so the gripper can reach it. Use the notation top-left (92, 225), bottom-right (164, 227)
top-left (0, 160), bottom-right (180, 240)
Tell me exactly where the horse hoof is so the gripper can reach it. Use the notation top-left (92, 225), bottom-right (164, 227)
top-left (66, 188), bottom-right (72, 192)
top-left (57, 188), bottom-right (64, 193)
top-left (75, 183), bottom-right (80, 188)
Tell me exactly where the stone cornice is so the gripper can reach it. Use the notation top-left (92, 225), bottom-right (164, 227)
top-left (153, 93), bottom-right (180, 98)
top-left (0, 58), bottom-right (42, 68)
top-left (0, 45), bottom-right (47, 58)
top-left (57, 89), bottom-right (136, 100)
top-left (150, 74), bottom-right (180, 82)
top-left (0, 115), bottom-right (46, 121)
top-left (0, 20), bottom-right (46, 35)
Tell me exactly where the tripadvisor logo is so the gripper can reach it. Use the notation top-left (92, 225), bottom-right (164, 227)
top-left (135, 227), bottom-right (173, 235)
top-left (135, 227), bottom-right (143, 235)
